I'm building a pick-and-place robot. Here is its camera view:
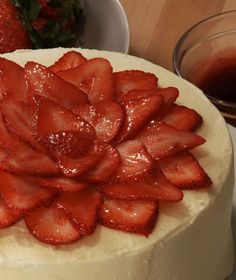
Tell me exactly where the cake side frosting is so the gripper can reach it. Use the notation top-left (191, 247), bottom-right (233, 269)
top-left (0, 48), bottom-right (234, 280)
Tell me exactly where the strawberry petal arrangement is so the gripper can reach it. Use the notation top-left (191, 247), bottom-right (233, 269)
top-left (0, 50), bottom-right (212, 246)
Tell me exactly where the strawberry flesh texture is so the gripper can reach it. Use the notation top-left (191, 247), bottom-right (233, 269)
top-left (112, 140), bottom-right (153, 181)
top-left (99, 197), bottom-right (159, 236)
top-left (0, 196), bottom-right (22, 228)
top-left (25, 62), bottom-right (88, 108)
top-left (114, 70), bottom-right (158, 100)
top-left (57, 143), bottom-right (107, 177)
top-left (25, 206), bottom-right (81, 245)
top-left (0, 57), bottom-right (27, 101)
top-left (161, 104), bottom-right (203, 131)
top-left (115, 94), bottom-right (163, 142)
top-left (57, 58), bottom-right (116, 103)
top-left (49, 51), bottom-right (87, 73)
top-left (55, 188), bottom-right (103, 236)
top-left (73, 101), bottom-right (124, 143)
top-left (83, 145), bottom-right (120, 183)
top-left (158, 151), bottom-right (213, 189)
top-left (102, 169), bottom-right (183, 202)
top-left (0, 171), bottom-right (54, 213)
top-left (38, 176), bottom-right (88, 193)
top-left (136, 121), bottom-right (205, 160)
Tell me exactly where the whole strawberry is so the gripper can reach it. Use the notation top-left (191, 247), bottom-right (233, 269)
top-left (0, 0), bottom-right (31, 53)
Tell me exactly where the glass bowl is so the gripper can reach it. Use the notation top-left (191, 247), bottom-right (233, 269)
top-left (173, 10), bottom-right (236, 125)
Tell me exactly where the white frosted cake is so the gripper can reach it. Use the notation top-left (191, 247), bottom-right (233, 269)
top-left (0, 48), bottom-right (234, 280)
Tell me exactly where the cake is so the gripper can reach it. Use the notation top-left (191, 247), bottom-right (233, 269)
top-left (0, 48), bottom-right (234, 280)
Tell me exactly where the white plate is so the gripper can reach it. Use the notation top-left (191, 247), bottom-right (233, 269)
top-left (79, 0), bottom-right (130, 53)
top-left (227, 124), bottom-right (236, 279)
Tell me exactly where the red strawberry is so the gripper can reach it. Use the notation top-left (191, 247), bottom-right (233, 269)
top-left (99, 197), bottom-right (159, 236)
top-left (0, 57), bottom-right (27, 101)
top-left (0, 117), bottom-right (59, 176)
top-left (49, 51), bottom-right (87, 73)
top-left (55, 188), bottom-right (103, 236)
top-left (0, 172), bottom-right (54, 213)
top-left (38, 176), bottom-right (87, 193)
top-left (136, 121), bottom-right (205, 160)
top-left (25, 206), bottom-right (81, 245)
top-left (112, 140), bottom-right (153, 181)
top-left (73, 101), bottom-right (124, 143)
top-left (156, 87), bottom-right (179, 106)
top-left (57, 58), bottom-right (116, 103)
top-left (115, 94), bottom-right (163, 142)
top-left (102, 169), bottom-right (183, 202)
top-left (83, 145), bottom-right (120, 183)
top-left (114, 70), bottom-right (158, 100)
top-left (34, 97), bottom-right (95, 156)
top-left (0, 196), bottom-right (22, 228)
top-left (0, 0), bottom-right (31, 53)
top-left (25, 62), bottom-right (88, 108)
top-left (57, 143), bottom-right (107, 177)
top-left (158, 151), bottom-right (212, 189)
top-left (161, 104), bottom-right (203, 131)
top-left (120, 89), bottom-right (160, 102)
top-left (0, 98), bottom-right (43, 150)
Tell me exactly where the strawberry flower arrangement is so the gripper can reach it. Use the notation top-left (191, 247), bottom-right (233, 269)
top-left (0, 51), bottom-right (212, 245)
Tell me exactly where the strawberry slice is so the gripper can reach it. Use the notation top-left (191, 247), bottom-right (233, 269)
top-left (83, 145), bottom-right (120, 183)
top-left (115, 94), bottom-right (163, 142)
top-left (158, 151), bottom-right (212, 189)
top-left (73, 101), bottom-right (124, 143)
top-left (101, 169), bottom-right (183, 202)
top-left (114, 70), bottom-right (158, 100)
top-left (55, 188), bottom-right (103, 236)
top-left (0, 117), bottom-right (59, 176)
top-left (0, 98), bottom-right (43, 150)
top-left (57, 143), bottom-right (107, 177)
top-left (0, 196), bottom-right (22, 228)
top-left (99, 197), bottom-right (158, 236)
top-left (25, 61), bottom-right (88, 108)
top-left (38, 177), bottom-right (87, 193)
top-left (25, 206), bottom-right (81, 245)
top-left (161, 104), bottom-right (203, 131)
top-left (57, 58), bottom-right (116, 103)
top-left (136, 121), bottom-right (205, 160)
top-left (49, 51), bottom-right (87, 73)
top-left (34, 97), bottom-right (95, 156)
top-left (0, 171), bottom-right (54, 213)
top-left (0, 57), bottom-right (27, 102)
top-left (157, 87), bottom-right (179, 106)
top-left (112, 140), bottom-right (153, 181)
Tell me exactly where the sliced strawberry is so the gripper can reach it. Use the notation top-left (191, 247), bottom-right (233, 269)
top-left (25, 61), bottom-right (88, 108)
top-left (0, 98), bottom-right (43, 150)
top-left (0, 117), bottom-right (59, 176)
top-left (57, 58), bottom-right (116, 103)
top-left (55, 188), bottom-right (103, 236)
top-left (136, 121), bottom-right (205, 160)
top-left (25, 206), bottom-right (81, 245)
top-left (0, 57), bottom-right (27, 102)
top-left (120, 89), bottom-right (160, 101)
top-left (99, 197), bottom-right (158, 236)
top-left (156, 87), bottom-right (179, 106)
top-left (57, 143), bottom-right (106, 177)
top-left (0, 196), bottom-right (22, 228)
top-left (161, 104), bottom-right (203, 131)
top-left (0, 171), bottom-right (54, 212)
top-left (83, 145), bottom-right (120, 183)
top-left (158, 151), bottom-right (212, 189)
top-left (73, 101), bottom-right (124, 143)
top-left (38, 176), bottom-right (87, 193)
top-left (49, 51), bottom-right (87, 73)
top-left (112, 140), bottom-right (153, 181)
top-left (115, 94), bottom-right (163, 142)
top-left (102, 169), bottom-right (183, 202)
top-left (114, 70), bottom-right (158, 100)
top-left (34, 96), bottom-right (95, 139)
